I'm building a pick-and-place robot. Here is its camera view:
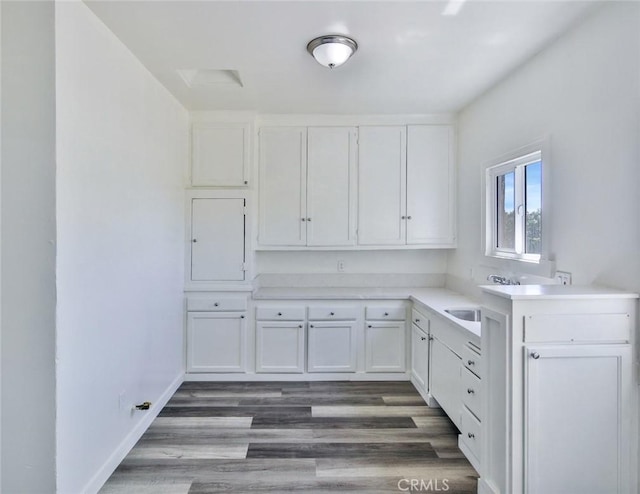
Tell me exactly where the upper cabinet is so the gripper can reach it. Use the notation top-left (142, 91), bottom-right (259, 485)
top-left (358, 125), bottom-right (455, 247)
top-left (191, 122), bottom-right (251, 187)
top-left (258, 126), bottom-right (357, 247)
top-left (256, 121), bottom-right (455, 250)
top-left (358, 126), bottom-right (407, 245)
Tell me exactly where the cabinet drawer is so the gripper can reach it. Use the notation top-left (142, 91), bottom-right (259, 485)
top-left (187, 296), bottom-right (247, 312)
top-left (461, 367), bottom-right (481, 420)
top-left (462, 344), bottom-right (482, 379)
top-left (366, 306), bottom-right (406, 320)
top-left (308, 306), bottom-right (359, 321)
top-left (255, 307), bottom-right (306, 321)
top-left (460, 406), bottom-right (481, 461)
top-left (411, 308), bottom-right (429, 332)
top-left (524, 313), bottom-right (631, 343)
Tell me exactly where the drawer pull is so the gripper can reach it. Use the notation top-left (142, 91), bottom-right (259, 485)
top-left (415, 318), bottom-right (420, 323)
top-left (467, 388), bottom-right (475, 394)
top-left (368, 325), bottom-right (372, 328)
top-left (467, 360), bottom-right (475, 366)
top-left (214, 302), bottom-right (219, 307)
top-left (531, 352), bottom-right (540, 360)
top-left (421, 337), bottom-right (426, 341)
top-left (468, 432), bottom-right (475, 439)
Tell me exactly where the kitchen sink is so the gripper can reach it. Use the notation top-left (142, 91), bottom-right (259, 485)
top-left (444, 308), bottom-right (482, 322)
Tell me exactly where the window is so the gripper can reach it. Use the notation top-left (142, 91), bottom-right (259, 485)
top-left (486, 150), bottom-right (542, 262)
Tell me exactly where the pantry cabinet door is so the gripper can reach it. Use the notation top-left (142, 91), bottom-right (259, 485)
top-left (306, 127), bottom-right (357, 246)
top-left (258, 127), bottom-right (307, 246)
top-left (190, 198), bottom-right (245, 281)
top-left (406, 125), bottom-right (455, 246)
top-left (358, 126), bottom-right (407, 245)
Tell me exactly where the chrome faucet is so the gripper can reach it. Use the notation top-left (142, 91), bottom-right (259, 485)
top-left (487, 274), bottom-right (520, 285)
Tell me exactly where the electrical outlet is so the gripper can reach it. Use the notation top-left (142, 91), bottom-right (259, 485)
top-left (555, 271), bottom-right (572, 285)
top-left (337, 260), bottom-right (345, 272)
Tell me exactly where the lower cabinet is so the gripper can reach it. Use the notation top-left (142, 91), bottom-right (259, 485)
top-left (524, 343), bottom-right (632, 494)
top-left (255, 321), bottom-right (305, 373)
top-left (186, 312), bottom-right (246, 373)
top-left (430, 335), bottom-right (462, 428)
top-left (365, 321), bottom-right (407, 372)
top-left (411, 323), bottom-right (430, 391)
top-left (308, 321), bottom-right (357, 372)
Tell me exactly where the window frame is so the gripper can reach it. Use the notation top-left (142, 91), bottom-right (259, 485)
top-left (484, 143), bottom-right (548, 266)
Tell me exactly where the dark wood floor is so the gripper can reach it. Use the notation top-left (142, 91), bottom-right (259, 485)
top-left (100, 381), bottom-right (479, 493)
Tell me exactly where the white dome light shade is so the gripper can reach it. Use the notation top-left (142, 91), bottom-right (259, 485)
top-left (307, 35), bottom-right (358, 69)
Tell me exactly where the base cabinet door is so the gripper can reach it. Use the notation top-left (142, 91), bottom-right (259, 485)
top-left (256, 321), bottom-right (305, 373)
top-left (525, 344), bottom-right (632, 494)
top-left (365, 321), bottom-right (406, 372)
top-left (187, 312), bottom-right (246, 373)
top-left (430, 336), bottom-right (461, 428)
top-left (411, 324), bottom-right (430, 391)
top-left (308, 321), bottom-right (357, 372)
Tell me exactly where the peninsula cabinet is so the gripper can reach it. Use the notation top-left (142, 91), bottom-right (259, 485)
top-left (358, 125), bottom-right (455, 247)
top-left (479, 285), bottom-right (638, 494)
top-left (191, 122), bottom-right (250, 187)
top-left (258, 126), bottom-right (357, 247)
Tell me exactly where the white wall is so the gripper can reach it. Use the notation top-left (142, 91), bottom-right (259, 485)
top-left (256, 250), bottom-right (448, 276)
top-left (1, 1), bottom-right (57, 492)
top-left (449, 2), bottom-right (640, 295)
top-left (55, 2), bottom-right (189, 493)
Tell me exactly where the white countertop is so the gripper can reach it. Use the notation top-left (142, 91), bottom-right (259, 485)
top-left (253, 286), bottom-right (482, 341)
top-left (480, 284), bottom-right (639, 300)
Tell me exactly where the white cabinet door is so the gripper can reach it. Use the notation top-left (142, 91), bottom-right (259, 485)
top-left (191, 123), bottom-right (250, 187)
top-left (365, 321), bottom-right (406, 372)
top-left (525, 344), bottom-right (632, 494)
top-left (430, 336), bottom-right (462, 428)
top-left (187, 312), bottom-right (246, 373)
top-left (258, 127), bottom-right (307, 246)
top-left (358, 126), bottom-right (406, 245)
top-left (406, 125), bottom-right (455, 246)
top-left (411, 324), bottom-right (430, 392)
top-left (256, 321), bottom-right (305, 373)
top-left (306, 127), bottom-right (357, 246)
top-left (308, 321), bottom-right (357, 372)
top-left (190, 198), bottom-right (245, 281)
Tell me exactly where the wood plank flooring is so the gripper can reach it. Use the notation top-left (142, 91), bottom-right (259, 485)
top-left (100, 381), bottom-right (479, 493)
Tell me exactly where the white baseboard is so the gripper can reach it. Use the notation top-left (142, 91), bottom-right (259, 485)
top-left (82, 373), bottom-right (184, 494)
top-left (185, 372), bottom-right (411, 382)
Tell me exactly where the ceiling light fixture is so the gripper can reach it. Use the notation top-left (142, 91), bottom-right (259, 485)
top-left (307, 35), bottom-right (358, 69)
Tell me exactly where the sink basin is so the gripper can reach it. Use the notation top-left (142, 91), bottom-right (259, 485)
top-left (444, 308), bottom-right (481, 322)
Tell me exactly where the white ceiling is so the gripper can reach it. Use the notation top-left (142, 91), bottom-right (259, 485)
top-left (85, 0), bottom-right (599, 114)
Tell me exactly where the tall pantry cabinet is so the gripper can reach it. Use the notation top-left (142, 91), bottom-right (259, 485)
top-left (185, 120), bottom-right (252, 374)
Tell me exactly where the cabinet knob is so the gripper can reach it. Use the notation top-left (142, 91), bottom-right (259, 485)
top-left (307, 217), bottom-right (311, 222)
top-left (214, 302), bottom-right (219, 307)
top-left (192, 238), bottom-right (197, 243)
top-left (467, 388), bottom-right (475, 394)
top-left (240, 315), bottom-right (245, 319)
top-left (407, 216), bottom-right (412, 220)
top-left (415, 318), bottom-right (420, 323)
top-left (244, 180), bottom-right (248, 185)
top-left (428, 335), bottom-right (433, 341)
top-left (277, 312), bottom-right (282, 316)
top-left (368, 325), bottom-right (372, 328)
top-left (468, 433), bottom-right (475, 439)
top-left (310, 324), bottom-right (314, 328)
top-left (298, 324), bottom-right (303, 328)
top-left (330, 312), bottom-right (335, 316)
top-left (531, 352), bottom-right (540, 360)
top-left (384, 312), bottom-right (389, 316)
top-left (421, 336), bottom-right (426, 341)
top-left (467, 360), bottom-right (475, 366)
top-left (401, 215), bottom-right (406, 220)
top-left (301, 218), bottom-right (306, 222)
